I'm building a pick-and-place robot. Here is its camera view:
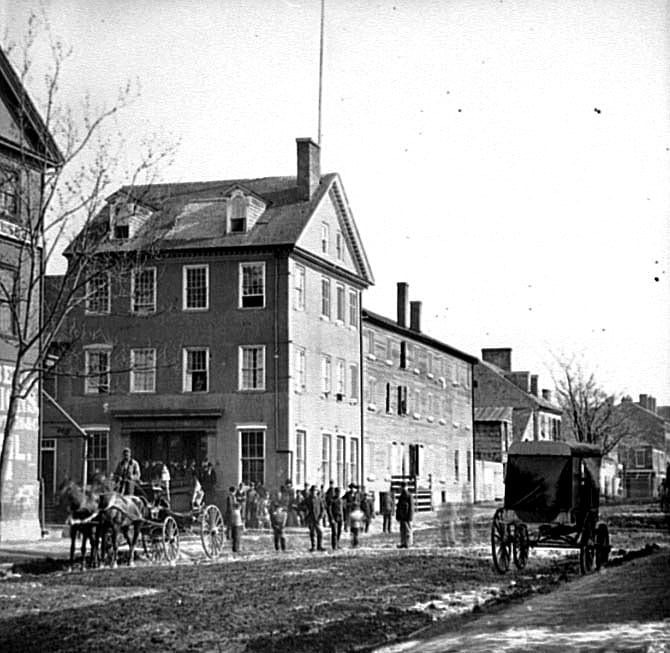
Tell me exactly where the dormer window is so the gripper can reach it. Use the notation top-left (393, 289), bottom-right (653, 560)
top-left (229, 192), bottom-right (247, 233)
top-left (110, 200), bottom-right (151, 241)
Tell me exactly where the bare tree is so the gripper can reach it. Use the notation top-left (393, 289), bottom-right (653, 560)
top-left (553, 356), bottom-right (630, 456)
top-left (0, 15), bottom-right (177, 493)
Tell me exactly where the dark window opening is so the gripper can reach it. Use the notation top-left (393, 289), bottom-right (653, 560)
top-left (114, 224), bottom-right (129, 239)
top-left (400, 341), bottom-right (407, 369)
top-left (397, 385), bottom-right (408, 415)
top-left (385, 383), bottom-right (391, 413)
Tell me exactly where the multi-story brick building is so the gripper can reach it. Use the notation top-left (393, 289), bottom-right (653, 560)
top-left (362, 283), bottom-right (477, 509)
top-left (0, 48), bottom-right (61, 539)
top-left (43, 138), bottom-right (374, 510)
top-left (473, 348), bottom-right (562, 500)
top-left (615, 394), bottom-right (670, 498)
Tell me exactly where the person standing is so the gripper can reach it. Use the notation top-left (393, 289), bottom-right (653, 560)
top-left (235, 482), bottom-right (247, 526)
top-left (230, 498), bottom-right (243, 553)
top-left (395, 482), bottom-right (414, 548)
top-left (327, 487), bottom-right (344, 550)
top-left (303, 485), bottom-right (325, 552)
top-left (360, 486), bottom-right (373, 533)
top-left (381, 486), bottom-right (394, 533)
top-left (224, 486), bottom-right (236, 540)
top-left (269, 491), bottom-right (288, 551)
top-left (349, 499), bottom-right (364, 548)
top-left (201, 461), bottom-right (217, 506)
top-left (113, 448), bottom-right (141, 495)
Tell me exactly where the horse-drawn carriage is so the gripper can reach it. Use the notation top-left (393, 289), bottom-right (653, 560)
top-left (134, 482), bottom-right (225, 563)
top-left (491, 440), bottom-right (611, 575)
top-left (62, 478), bottom-right (225, 568)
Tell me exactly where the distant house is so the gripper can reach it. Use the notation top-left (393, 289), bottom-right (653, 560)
top-left (615, 394), bottom-right (670, 499)
top-left (362, 283), bottom-right (477, 509)
top-left (42, 138), bottom-right (374, 513)
top-left (473, 348), bottom-right (562, 501)
top-left (0, 48), bottom-right (61, 540)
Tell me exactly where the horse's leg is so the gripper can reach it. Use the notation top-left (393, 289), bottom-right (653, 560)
top-left (128, 524), bottom-right (140, 567)
top-left (80, 527), bottom-right (87, 571)
top-left (69, 525), bottom-right (76, 571)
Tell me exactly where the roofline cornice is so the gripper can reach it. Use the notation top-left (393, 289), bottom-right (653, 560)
top-left (362, 308), bottom-right (478, 364)
top-left (292, 246), bottom-right (370, 289)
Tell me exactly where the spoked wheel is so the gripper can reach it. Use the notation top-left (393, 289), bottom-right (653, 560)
top-left (142, 529), bottom-right (164, 563)
top-left (512, 523), bottom-right (530, 569)
top-left (200, 505), bottom-right (225, 559)
top-left (595, 523), bottom-right (610, 570)
top-left (491, 508), bottom-right (511, 573)
top-left (579, 525), bottom-right (595, 575)
top-left (162, 516), bottom-right (180, 564)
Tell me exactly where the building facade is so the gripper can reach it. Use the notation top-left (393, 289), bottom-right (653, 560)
top-left (615, 394), bottom-right (670, 499)
top-left (473, 348), bottom-right (562, 503)
top-left (362, 283), bottom-right (477, 509)
top-left (0, 48), bottom-right (61, 539)
top-left (43, 138), bottom-right (374, 511)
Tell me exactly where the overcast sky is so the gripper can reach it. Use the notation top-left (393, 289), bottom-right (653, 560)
top-left (3, 0), bottom-right (669, 404)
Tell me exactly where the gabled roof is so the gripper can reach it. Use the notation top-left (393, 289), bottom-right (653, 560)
top-left (0, 48), bottom-right (62, 167)
top-left (74, 172), bottom-right (374, 285)
top-left (477, 360), bottom-right (562, 414)
top-left (362, 308), bottom-right (477, 364)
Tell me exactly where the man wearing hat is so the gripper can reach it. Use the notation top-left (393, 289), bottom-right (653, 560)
top-left (303, 485), bottom-right (326, 551)
top-left (395, 482), bottom-right (414, 548)
top-left (113, 447), bottom-right (141, 495)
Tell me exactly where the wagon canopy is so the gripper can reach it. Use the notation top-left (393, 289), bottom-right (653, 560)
top-left (504, 440), bottom-right (602, 522)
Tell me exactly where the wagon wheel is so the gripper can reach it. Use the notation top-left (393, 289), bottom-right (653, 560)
top-left (162, 516), bottom-right (180, 563)
top-left (200, 505), bottom-right (225, 559)
top-left (142, 528), bottom-right (164, 563)
top-left (512, 523), bottom-right (529, 570)
top-left (579, 523), bottom-right (595, 575)
top-left (595, 523), bottom-right (610, 570)
top-left (491, 508), bottom-right (511, 573)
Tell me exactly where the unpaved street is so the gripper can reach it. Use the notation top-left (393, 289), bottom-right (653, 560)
top-left (0, 504), bottom-right (667, 652)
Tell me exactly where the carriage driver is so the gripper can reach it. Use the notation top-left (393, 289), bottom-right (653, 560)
top-left (113, 447), bottom-right (141, 495)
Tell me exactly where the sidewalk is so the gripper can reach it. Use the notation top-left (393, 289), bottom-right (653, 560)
top-left (377, 548), bottom-right (670, 653)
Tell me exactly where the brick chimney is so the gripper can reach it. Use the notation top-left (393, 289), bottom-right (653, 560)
top-left (397, 282), bottom-right (408, 327)
top-left (530, 375), bottom-right (539, 397)
top-left (481, 348), bottom-right (512, 372)
top-left (509, 371), bottom-right (530, 393)
top-left (542, 389), bottom-right (552, 402)
top-left (650, 396), bottom-right (657, 413)
top-left (639, 394), bottom-right (649, 410)
top-left (296, 137), bottom-right (320, 201)
top-left (410, 301), bottom-right (422, 332)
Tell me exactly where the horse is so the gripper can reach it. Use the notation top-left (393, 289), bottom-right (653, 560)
top-left (58, 480), bottom-right (103, 571)
top-left (97, 489), bottom-right (151, 568)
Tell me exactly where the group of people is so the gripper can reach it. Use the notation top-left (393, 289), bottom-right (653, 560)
top-left (221, 479), bottom-right (416, 553)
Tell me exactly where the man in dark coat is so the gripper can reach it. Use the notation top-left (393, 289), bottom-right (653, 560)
top-left (224, 486), bottom-right (236, 540)
top-left (303, 485), bottom-right (325, 551)
top-left (113, 448), bottom-right (141, 495)
top-left (395, 482), bottom-right (414, 548)
top-left (269, 490), bottom-right (288, 551)
top-left (360, 486), bottom-right (373, 533)
top-left (200, 462), bottom-right (217, 506)
top-left (327, 487), bottom-right (344, 550)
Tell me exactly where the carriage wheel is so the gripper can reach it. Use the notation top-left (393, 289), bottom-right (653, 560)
top-left (512, 523), bottom-right (529, 570)
top-left (162, 516), bottom-right (180, 563)
top-left (200, 505), bottom-right (225, 559)
top-left (142, 529), bottom-right (164, 562)
top-left (595, 523), bottom-right (610, 570)
top-left (579, 525), bottom-right (595, 574)
top-left (491, 509), bottom-right (511, 573)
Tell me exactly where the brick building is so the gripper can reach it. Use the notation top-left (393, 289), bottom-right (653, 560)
top-left (473, 348), bottom-right (562, 501)
top-left (43, 138), bottom-right (374, 511)
top-left (0, 48), bottom-right (61, 539)
top-left (615, 394), bottom-right (670, 498)
top-left (362, 283), bottom-right (477, 509)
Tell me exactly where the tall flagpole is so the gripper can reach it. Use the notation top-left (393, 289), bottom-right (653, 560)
top-left (318, 0), bottom-right (325, 146)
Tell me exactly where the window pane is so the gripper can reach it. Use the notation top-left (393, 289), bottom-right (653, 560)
top-left (185, 348), bottom-right (208, 392)
top-left (131, 348), bottom-right (156, 392)
top-left (349, 290), bottom-right (358, 328)
top-left (86, 350), bottom-right (110, 394)
top-left (321, 278), bottom-right (330, 317)
top-left (241, 430), bottom-right (264, 485)
top-left (185, 266), bottom-right (208, 309)
top-left (336, 285), bottom-right (345, 321)
top-left (86, 273), bottom-right (110, 314)
top-left (241, 263), bottom-right (265, 308)
top-left (241, 346), bottom-right (265, 390)
top-left (0, 267), bottom-right (14, 336)
top-left (132, 268), bottom-right (155, 313)
top-left (294, 265), bottom-right (305, 310)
